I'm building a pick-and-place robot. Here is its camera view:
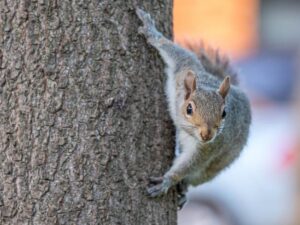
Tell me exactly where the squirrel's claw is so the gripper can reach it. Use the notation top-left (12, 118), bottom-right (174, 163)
top-left (149, 176), bottom-right (164, 184)
top-left (147, 176), bottom-right (172, 197)
top-left (136, 8), bottom-right (155, 28)
top-left (147, 176), bottom-right (165, 197)
top-left (147, 184), bottom-right (164, 197)
top-left (177, 193), bottom-right (187, 210)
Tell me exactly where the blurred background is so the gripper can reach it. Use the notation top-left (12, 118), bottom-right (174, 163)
top-left (173, 0), bottom-right (300, 225)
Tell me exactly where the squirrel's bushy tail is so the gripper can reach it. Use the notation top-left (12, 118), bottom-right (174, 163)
top-left (181, 41), bottom-right (239, 85)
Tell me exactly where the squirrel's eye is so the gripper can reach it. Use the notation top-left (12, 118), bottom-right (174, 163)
top-left (222, 109), bottom-right (226, 118)
top-left (187, 103), bottom-right (193, 115)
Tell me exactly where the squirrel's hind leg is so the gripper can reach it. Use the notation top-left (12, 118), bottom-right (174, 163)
top-left (136, 8), bottom-right (164, 47)
top-left (136, 8), bottom-right (201, 73)
top-left (177, 180), bottom-right (188, 209)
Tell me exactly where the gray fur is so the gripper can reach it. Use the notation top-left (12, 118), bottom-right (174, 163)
top-left (137, 9), bottom-right (251, 204)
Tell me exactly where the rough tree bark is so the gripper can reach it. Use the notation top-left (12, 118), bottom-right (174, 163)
top-left (0, 0), bottom-right (176, 224)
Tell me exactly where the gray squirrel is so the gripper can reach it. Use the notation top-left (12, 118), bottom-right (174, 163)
top-left (136, 9), bottom-right (251, 208)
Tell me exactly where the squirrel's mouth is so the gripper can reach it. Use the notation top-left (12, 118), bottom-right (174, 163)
top-left (197, 132), bottom-right (217, 144)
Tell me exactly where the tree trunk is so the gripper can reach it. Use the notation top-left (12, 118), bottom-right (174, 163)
top-left (0, 1), bottom-right (176, 224)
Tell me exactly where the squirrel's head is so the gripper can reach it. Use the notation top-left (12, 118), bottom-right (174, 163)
top-left (180, 71), bottom-right (230, 143)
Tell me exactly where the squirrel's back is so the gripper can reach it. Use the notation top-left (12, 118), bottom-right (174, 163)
top-left (181, 42), bottom-right (239, 85)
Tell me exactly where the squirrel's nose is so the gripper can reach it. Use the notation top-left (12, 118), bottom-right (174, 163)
top-left (200, 129), bottom-right (212, 141)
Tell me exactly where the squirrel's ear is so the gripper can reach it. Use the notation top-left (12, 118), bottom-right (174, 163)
top-left (184, 71), bottom-right (196, 100)
top-left (218, 76), bottom-right (230, 99)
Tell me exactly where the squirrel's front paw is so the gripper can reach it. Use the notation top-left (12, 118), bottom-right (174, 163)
top-left (147, 176), bottom-right (172, 197)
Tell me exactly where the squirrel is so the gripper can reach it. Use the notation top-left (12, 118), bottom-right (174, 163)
top-left (136, 9), bottom-right (251, 208)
